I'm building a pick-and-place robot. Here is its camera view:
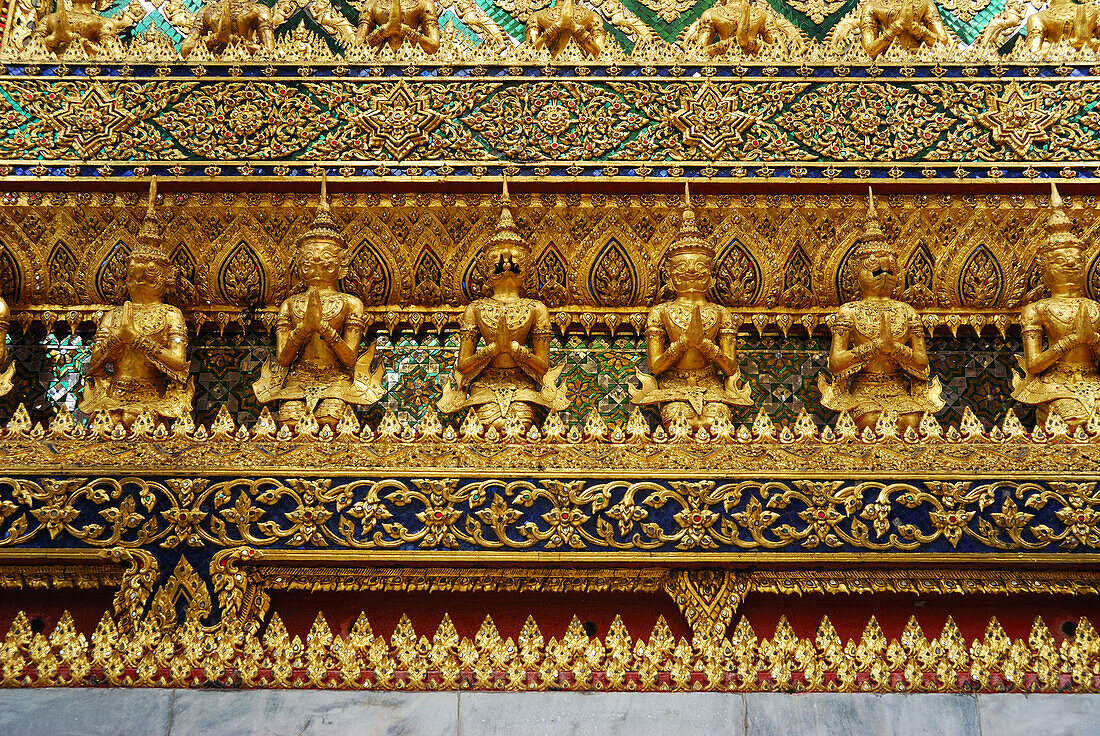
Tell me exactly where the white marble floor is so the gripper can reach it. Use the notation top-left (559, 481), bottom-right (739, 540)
top-left (0, 689), bottom-right (1097, 736)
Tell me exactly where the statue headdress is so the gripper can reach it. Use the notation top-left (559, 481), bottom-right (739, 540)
top-left (298, 172), bottom-right (344, 248)
top-left (486, 178), bottom-right (528, 255)
top-left (132, 178), bottom-right (171, 263)
top-left (1042, 182), bottom-right (1083, 253)
top-left (851, 187), bottom-right (894, 261)
top-left (665, 182), bottom-right (714, 261)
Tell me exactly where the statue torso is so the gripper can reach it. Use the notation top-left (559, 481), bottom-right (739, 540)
top-left (1035, 297), bottom-right (1100, 370)
top-left (657, 300), bottom-right (727, 371)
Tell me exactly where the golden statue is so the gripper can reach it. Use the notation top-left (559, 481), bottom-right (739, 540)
top-left (36, 0), bottom-right (142, 55)
top-left (0, 286), bottom-right (13, 399)
top-left (1012, 183), bottom-right (1100, 428)
top-left (81, 179), bottom-right (194, 429)
top-left (252, 176), bottom-right (384, 430)
top-left (1024, 0), bottom-right (1100, 53)
top-left (180, 0), bottom-right (276, 57)
top-left (630, 184), bottom-right (752, 433)
top-left (684, 0), bottom-right (802, 56)
top-left (355, 0), bottom-right (441, 52)
top-left (526, 0), bottom-right (605, 58)
top-left (818, 189), bottom-right (943, 433)
top-left (438, 180), bottom-right (567, 432)
top-left (858, 0), bottom-right (950, 58)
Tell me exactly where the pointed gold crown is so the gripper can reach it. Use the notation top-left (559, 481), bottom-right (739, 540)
top-left (486, 178), bottom-right (528, 254)
top-left (1043, 182), bottom-right (1083, 253)
top-left (665, 182), bottom-right (714, 260)
top-left (298, 172), bottom-right (344, 247)
top-left (132, 178), bottom-right (171, 262)
top-left (852, 187), bottom-right (894, 260)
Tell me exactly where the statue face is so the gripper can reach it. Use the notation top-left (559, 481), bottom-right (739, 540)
top-left (854, 247), bottom-right (899, 298)
top-left (297, 239), bottom-right (343, 287)
top-left (667, 252), bottom-right (712, 295)
top-left (485, 245), bottom-right (527, 288)
top-left (1043, 245), bottom-right (1085, 293)
top-left (125, 255), bottom-right (171, 301)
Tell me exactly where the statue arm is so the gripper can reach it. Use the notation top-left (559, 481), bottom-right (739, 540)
top-left (894, 312), bottom-right (929, 377)
top-left (133, 310), bottom-right (190, 382)
top-left (320, 297), bottom-right (363, 369)
top-left (512, 303), bottom-right (551, 381)
top-left (275, 301), bottom-right (307, 368)
top-left (827, 311), bottom-right (868, 373)
top-left (1021, 304), bottom-right (1069, 376)
top-left (0, 298), bottom-right (10, 367)
top-left (415, 0), bottom-right (440, 52)
top-left (921, 3), bottom-right (950, 45)
top-left (86, 311), bottom-right (119, 377)
top-left (860, 8), bottom-right (896, 58)
top-left (646, 306), bottom-right (685, 376)
top-left (711, 308), bottom-right (740, 378)
top-left (454, 305), bottom-right (495, 381)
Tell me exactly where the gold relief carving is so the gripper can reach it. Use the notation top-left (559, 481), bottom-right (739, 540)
top-left (680, 0), bottom-right (804, 56)
top-left (147, 556), bottom-right (211, 631)
top-left (2, 605), bottom-right (1099, 692)
top-left (310, 80), bottom-right (447, 160)
top-left (10, 471), bottom-right (1100, 553)
top-left (819, 190), bottom-right (945, 434)
top-left (1013, 184), bottom-right (1100, 429)
top-left (1024, 0), bottom-right (1100, 54)
top-left (34, 0), bottom-right (143, 56)
top-left (79, 181), bottom-right (195, 429)
top-left (159, 82), bottom-right (337, 160)
top-left (179, 0), bottom-right (276, 58)
top-left (0, 192), bottom-right (1090, 316)
top-left (973, 82), bottom-right (1062, 157)
top-left (438, 182), bottom-right (567, 432)
top-left (98, 548), bottom-right (158, 634)
top-left (525, 0), bottom-right (605, 58)
top-left (0, 80), bottom-right (186, 161)
top-left (631, 186), bottom-right (752, 433)
top-left (252, 176), bottom-right (386, 429)
top-left (664, 570), bottom-right (744, 643)
top-left (355, 0), bottom-right (441, 53)
top-left (776, 82), bottom-right (952, 162)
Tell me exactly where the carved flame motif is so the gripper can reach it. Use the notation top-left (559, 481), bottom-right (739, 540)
top-left (902, 243), bottom-right (936, 308)
top-left (171, 245), bottom-right (199, 308)
top-left (959, 245), bottom-right (1004, 308)
top-left (0, 243), bottom-right (21, 304)
top-left (711, 239), bottom-right (760, 307)
top-left (218, 241), bottom-right (266, 307)
top-left (412, 247), bottom-right (444, 306)
top-left (835, 241), bottom-right (861, 306)
top-left (590, 238), bottom-right (638, 307)
top-left (342, 242), bottom-right (390, 307)
top-left (783, 245), bottom-right (814, 308)
top-left (47, 243), bottom-right (79, 304)
top-left (1025, 257), bottom-right (1050, 304)
top-left (534, 243), bottom-right (569, 307)
top-left (95, 240), bottom-right (131, 305)
top-left (1086, 254), bottom-right (1100, 303)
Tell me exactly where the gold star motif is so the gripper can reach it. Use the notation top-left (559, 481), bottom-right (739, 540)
top-left (975, 82), bottom-right (1061, 157)
top-left (38, 82), bottom-right (138, 159)
top-left (355, 80), bottom-right (445, 161)
top-left (666, 81), bottom-right (757, 159)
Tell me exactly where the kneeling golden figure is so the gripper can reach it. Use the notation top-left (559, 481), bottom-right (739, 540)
top-left (818, 189), bottom-right (943, 433)
top-left (438, 181), bottom-right (567, 432)
top-left (631, 184), bottom-right (752, 433)
top-left (81, 179), bottom-right (194, 429)
top-left (252, 176), bottom-right (384, 429)
top-left (1012, 183), bottom-right (1100, 428)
